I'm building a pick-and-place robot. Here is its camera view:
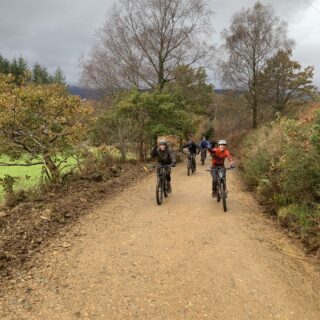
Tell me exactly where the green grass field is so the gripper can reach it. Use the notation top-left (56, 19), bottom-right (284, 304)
top-left (0, 156), bottom-right (76, 201)
top-left (0, 146), bottom-right (136, 202)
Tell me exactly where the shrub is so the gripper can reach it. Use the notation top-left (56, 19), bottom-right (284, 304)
top-left (239, 113), bottom-right (320, 245)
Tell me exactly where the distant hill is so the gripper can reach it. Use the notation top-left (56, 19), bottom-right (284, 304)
top-left (68, 86), bottom-right (240, 100)
top-left (68, 86), bottom-right (101, 100)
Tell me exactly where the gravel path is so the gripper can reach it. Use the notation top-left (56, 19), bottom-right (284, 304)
top-left (1, 161), bottom-right (319, 319)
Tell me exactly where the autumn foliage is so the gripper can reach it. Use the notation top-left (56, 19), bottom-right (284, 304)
top-left (0, 74), bottom-right (92, 179)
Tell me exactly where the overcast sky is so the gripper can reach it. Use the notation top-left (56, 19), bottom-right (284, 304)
top-left (1, 0), bottom-right (319, 87)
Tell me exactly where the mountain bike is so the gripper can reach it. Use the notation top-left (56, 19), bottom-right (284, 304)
top-left (200, 148), bottom-right (207, 165)
top-left (187, 153), bottom-right (196, 176)
top-left (153, 164), bottom-right (175, 205)
top-left (206, 166), bottom-right (235, 212)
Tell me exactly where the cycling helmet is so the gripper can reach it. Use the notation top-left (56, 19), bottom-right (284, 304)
top-left (218, 139), bottom-right (227, 145)
top-left (159, 140), bottom-right (167, 145)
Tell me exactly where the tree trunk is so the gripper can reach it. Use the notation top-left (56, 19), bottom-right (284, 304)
top-left (43, 154), bottom-right (59, 180)
top-left (158, 57), bottom-right (165, 91)
top-left (139, 140), bottom-right (144, 161)
top-left (252, 98), bottom-right (258, 129)
top-left (119, 144), bottom-right (126, 162)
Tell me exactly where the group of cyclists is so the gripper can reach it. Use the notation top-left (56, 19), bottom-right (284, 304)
top-left (151, 137), bottom-right (235, 198)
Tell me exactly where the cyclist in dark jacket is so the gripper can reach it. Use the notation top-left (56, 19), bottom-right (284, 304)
top-left (151, 140), bottom-right (176, 192)
top-left (182, 140), bottom-right (200, 171)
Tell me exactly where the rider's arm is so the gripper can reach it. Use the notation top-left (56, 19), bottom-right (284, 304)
top-left (181, 143), bottom-right (189, 154)
top-left (150, 147), bottom-right (158, 158)
top-left (225, 149), bottom-right (234, 165)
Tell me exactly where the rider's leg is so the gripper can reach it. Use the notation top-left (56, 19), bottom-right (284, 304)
top-left (211, 168), bottom-right (217, 197)
top-left (166, 167), bottom-right (171, 181)
top-left (166, 168), bottom-right (172, 193)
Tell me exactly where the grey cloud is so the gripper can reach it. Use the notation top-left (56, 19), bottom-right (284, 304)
top-left (0, 0), bottom-right (112, 83)
top-left (0, 0), bottom-right (319, 86)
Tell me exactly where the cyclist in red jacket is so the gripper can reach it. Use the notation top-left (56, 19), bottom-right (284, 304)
top-left (208, 139), bottom-right (235, 197)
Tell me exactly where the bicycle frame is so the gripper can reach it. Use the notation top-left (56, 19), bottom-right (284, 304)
top-left (157, 167), bottom-right (168, 185)
top-left (152, 164), bottom-right (174, 205)
top-left (212, 166), bottom-right (226, 182)
top-left (207, 166), bottom-right (235, 212)
top-left (186, 153), bottom-right (196, 175)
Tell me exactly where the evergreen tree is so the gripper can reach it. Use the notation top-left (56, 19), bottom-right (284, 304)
top-left (0, 55), bottom-right (10, 74)
top-left (52, 67), bottom-right (67, 86)
top-left (17, 56), bottom-right (29, 74)
top-left (10, 58), bottom-right (19, 76)
top-left (9, 57), bottom-right (29, 85)
top-left (32, 62), bottom-right (50, 84)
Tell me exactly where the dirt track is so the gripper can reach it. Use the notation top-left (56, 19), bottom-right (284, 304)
top-left (0, 160), bottom-right (319, 319)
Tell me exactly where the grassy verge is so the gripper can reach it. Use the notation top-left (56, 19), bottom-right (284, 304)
top-left (0, 156), bottom-right (77, 202)
top-left (239, 110), bottom-right (320, 253)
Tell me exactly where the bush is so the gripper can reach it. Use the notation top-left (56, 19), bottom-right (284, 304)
top-left (278, 204), bottom-right (319, 232)
top-left (239, 111), bottom-right (320, 248)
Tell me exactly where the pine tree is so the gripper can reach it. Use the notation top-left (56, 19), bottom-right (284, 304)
top-left (52, 67), bottom-right (67, 86)
top-left (0, 55), bottom-right (10, 74)
top-left (6, 56), bottom-right (30, 85)
top-left (32, 63), bottom-right (50, 84)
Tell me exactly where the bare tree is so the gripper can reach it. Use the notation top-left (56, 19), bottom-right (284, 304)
top-left (82, 0), bottom-right (214, 94)
top-left (220, 2), bottom-right (294, 128)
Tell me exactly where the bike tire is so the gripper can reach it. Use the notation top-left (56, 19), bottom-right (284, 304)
top-left (221, 180), bottom-right (227, 212)
top-left (156, 178), bottom-right (163, 205)
top-left (216, 182), bottom-right (221, 202)
top-left (163, 180), bottom-right (168, 198)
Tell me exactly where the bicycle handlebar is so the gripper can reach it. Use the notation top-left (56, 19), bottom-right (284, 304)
top-left (205, 166), bottom-right (236, 171)
top-left (151, 164), bottom-right (176, 168)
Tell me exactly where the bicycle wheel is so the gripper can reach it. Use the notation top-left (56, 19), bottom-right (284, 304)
top-left (156, 178), bottom-right (163, 205)
top-left (191, 158), bottom-right (196, 173)
top-left (163, 179), bottom-right (168, 198)
top-left (216, 183), bottom-right (221, 202)
top-left (221, 180), bottom-right (227, 212)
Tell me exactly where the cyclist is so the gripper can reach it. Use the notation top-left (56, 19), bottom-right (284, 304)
top-left (208, 139), bottom-right (235, 197)
top-left (182, 139), bottom-right (200, 171)
top-left (151, 140), bottom-right (176, 193)
top-left (199, 136), bottom-right (211, 161)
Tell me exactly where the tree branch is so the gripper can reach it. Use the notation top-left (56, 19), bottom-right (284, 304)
top-left (0, 162), bottom-right (44, 167)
